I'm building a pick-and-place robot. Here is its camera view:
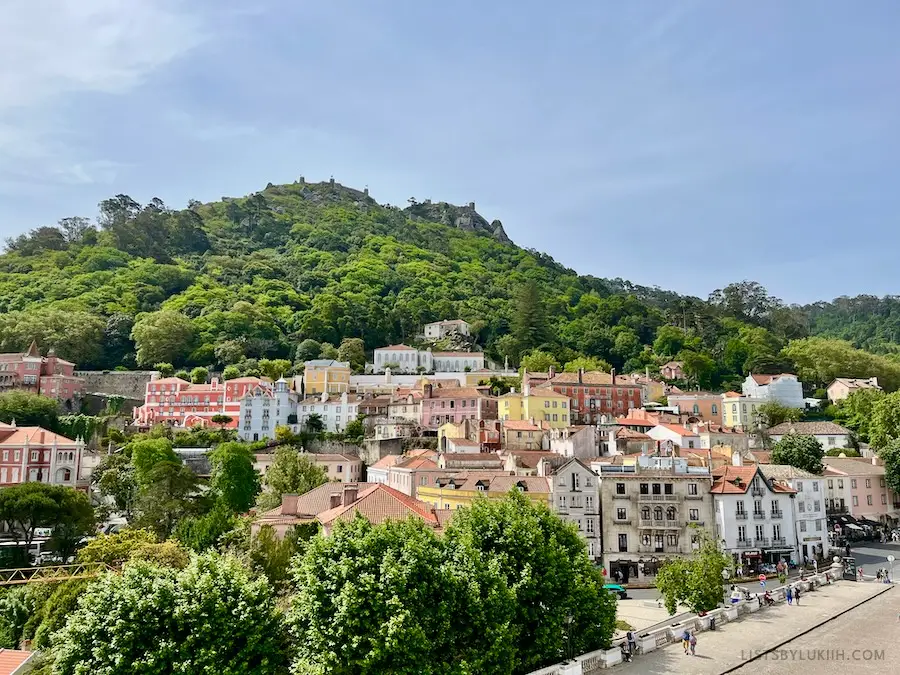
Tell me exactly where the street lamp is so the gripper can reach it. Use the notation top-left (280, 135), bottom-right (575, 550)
top-left (564, 615), bottom-right (574, 662)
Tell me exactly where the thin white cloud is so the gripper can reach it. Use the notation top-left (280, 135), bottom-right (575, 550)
top-left (0, 0), bottom-right (204, 189)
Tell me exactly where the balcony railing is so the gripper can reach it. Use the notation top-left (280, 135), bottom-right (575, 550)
top-left (638, 546), bottom-right (666, 554)
top-left (613, 519), bottom-right (631, 526)
top-left (613, 493), bottom-right (632, 500)
top-left (826, 505), bottom-right (848, 515)
top-left (735, 512), bottom-right (748, 520)
top-left (736, 539), bottom-right (754, 548)
top-left (752, 511), bottom-right (766, 520)
top-left (638, 519), bottom-right (681, 529)
top-left (771, 510), bottom-right (783, 519)
top-left (751, 487), bottom-right (765, 497)
top-left (754, 537), bottom-right (770, 547)
top-left (770, 537), bottom-right (787, 547)
top-left (684, 494), bottom-right (704, 500)
top-left (637, 494), bottom-right (682, 502)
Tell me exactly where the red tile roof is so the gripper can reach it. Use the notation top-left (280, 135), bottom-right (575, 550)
top-left (655, 422), bottom-right (699, 437)
top-left (432, 351), bottom-right (484, 357)
top-left (369, 455), bottom-right (404, 470)
top-left (0, 649), bottom-right (33, 675)
top-left (317, 484), bottom-right (438, 527)
top-left (710, 465), bottom-right (796, 495)
top-left (377, 344), bottom-right (415, 351)
top-left (424, 386), bottom-right (491, 399)
top-left (502, 420), bottom-right (549, 431)
top-left (395, 457), bottom-right (439, 470)
top-left (0, 426), bottom-right (79, 446)
top-left (750, 373), bottom-right (796, 385)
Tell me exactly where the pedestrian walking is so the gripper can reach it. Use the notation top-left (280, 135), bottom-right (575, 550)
top-left (877, 569), bottom-right (882, 581)
top-left (786, 586), bottom-right (793, 605)
top-left (794, 587), bottom-right (800, 605)
top-left (682, 629), bottom-right (691, 655)
top-left (689, 632), bottom-right (697, 656)
top-left (626, 630), bottom-right (637, 655)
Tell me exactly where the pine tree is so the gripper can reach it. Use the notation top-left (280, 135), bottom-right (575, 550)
top-left (512, 281), bottom-right (548, 353)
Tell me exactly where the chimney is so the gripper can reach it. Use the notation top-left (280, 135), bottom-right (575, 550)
top-left (423, 382), bottom-right (433, 399)
top-left (342, 484), bottom-right (358, 505)
top-left (578, 368), bottom-right (584, 384)
top-left (872, 456), bottom-right (882, 466)
top-left (548, 365), bottom-right (556, 378)
top-left (329, 492), bottom-right (341, 509)
top-left (611, 368), bottom-right (616, 385)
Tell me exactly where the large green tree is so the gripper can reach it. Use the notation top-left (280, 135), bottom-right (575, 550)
top-left (49, 553), bottom-right (288, 674)
top-left (656, 531), bottom-right (730, 614)
top-left (833, 388), bottom-right (886, 443)
top-left (256, 448), bottom-right (328, 511)
top-left (444, 490), bottom-right (616, 672)
top-left (133, 461), bottom-right (202, 538)
top-left (0, 484), bottom-right (91, 549)
top-left (337, 337), bottom-right (366, 372)
top-left (870, 391), bottom-right (900, 450)
top-left (771, 434), bottom-right (825, 474)
top-left (511, 281), bottom-right (549, 354)
top-left (131, 310), bottom-right (197, 367)
top-left (209, 442), bottom-right (260, 513)
top-left (0, 391), bottom-right (59, 430)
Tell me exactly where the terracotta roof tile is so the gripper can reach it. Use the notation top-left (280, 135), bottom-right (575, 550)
top-left (767, 421), bottom-right (851, 436)
top-left (317, 484), bottom-right (438, 527)
top-left (370, 455), bottom-right (404, 469)
top-left (0, 649), bottom-right (34, 674)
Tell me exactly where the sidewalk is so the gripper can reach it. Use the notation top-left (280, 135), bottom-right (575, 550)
top-left (615, 582), bottom-right (893, 674)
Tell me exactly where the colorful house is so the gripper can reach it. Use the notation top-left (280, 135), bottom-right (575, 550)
top-left (0, 341), bottom-right (84, 408)
top-left (301, 359), bottom-right (351, 395)
top-left (0, 422), bottom-right (84, 488)
top-left (416, 474), bottom-right (551, 511)
top-left (498, 385), bottom-right (571, 429)
top-left (420, 382), bottom-right (497, 429)
top-left (134, 375), bottom-right (269, 428)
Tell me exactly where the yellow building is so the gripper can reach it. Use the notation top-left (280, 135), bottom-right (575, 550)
top-left (416, 474), bottom-right (551, 510)
top-left (499, 388), bottom-right (571, 429)
top-left (303, 359), bottom-right (351, 395)
top-left (721, 392), bottom-right (765, 429)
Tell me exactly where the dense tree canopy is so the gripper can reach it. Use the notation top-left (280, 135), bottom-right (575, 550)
top-left (49, 553), bottom-right (287, 675)
top-left (0, 182), bottom-right (898, 383)
top-left (771, 434), bottom-right (825, 474)
top-left (256, 448), bottom-right (328, 511)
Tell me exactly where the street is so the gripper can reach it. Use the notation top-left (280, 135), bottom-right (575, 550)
top-left (843, 541), bottom-right (900, 579)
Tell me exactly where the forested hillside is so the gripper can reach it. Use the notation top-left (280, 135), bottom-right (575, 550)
top-left (2, 179), bottom-right (899, 392)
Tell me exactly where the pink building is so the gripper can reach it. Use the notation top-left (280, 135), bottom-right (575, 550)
top-left (420, 382), bottom-right (498, 429)
top-left (0, 341), bottom-right (84, 409)
top-left (0, 422), bottom-right (85, 488)
top-left (823, 457), bottom-right (900, 523)
top-left (134, 375), bottom-right (270, 428)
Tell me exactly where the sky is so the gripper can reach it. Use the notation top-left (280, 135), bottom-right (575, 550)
top-left (1, 1), bottom-right (898, 304)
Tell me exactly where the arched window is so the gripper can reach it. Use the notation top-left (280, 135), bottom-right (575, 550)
top-left (641, 507), bottom-right (650, 520)
top-left (56, 468), bottom-right (71, 483)
top-left (693, 404), bottom-right (700, 414)
top-left (667, 506), bottom-right (676, 521)
top-left (654, 507), bottom-right (663, 520)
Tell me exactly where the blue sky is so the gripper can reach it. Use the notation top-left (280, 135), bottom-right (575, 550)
top-left (2, 1), bottom-right (898, 304)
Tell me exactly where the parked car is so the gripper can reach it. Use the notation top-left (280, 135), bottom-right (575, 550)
top-left (603, 583), bottom-right (628, 599)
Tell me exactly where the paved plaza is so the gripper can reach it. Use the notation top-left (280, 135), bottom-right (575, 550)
top-left (615, 581), bottom-right (893, 674)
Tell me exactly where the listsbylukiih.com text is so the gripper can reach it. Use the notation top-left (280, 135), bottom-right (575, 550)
top-left (742, 649), bottom-right (885, 662)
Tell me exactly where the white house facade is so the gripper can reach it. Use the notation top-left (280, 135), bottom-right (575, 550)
top-left (550, 458), bottom-right (601, 562)
top-left (742, 373), bottom-right (804, 409)
top-left (424, 319), bottom-right (470, 339)
top-left (297, 392), bottom-right (359, 433)
top-left (767, 421), bottom-right (853, 451)
top-left (712, 465), bottom-right (799, 568)
top-left (759, 465), bottom-right (827, 562)
top-left (238, 379), bottom-right (297, 442)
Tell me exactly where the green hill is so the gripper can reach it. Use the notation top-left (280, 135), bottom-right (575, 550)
top-left (2, 179), bottom-right (899, 393)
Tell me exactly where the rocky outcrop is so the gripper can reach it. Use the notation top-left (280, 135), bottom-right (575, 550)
top-left (404, 200), bottom-right (513, 244)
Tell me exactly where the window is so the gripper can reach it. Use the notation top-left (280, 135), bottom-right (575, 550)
top-left (866, 479), bottom-right (871, 488)
top-left (851, 479), bottom-right (857, 489)
top-left (663, 483), bottom-right (673, 495)
top-left (1, 450), bottom-right (6, 461)
top-left (558, 495), bottom-right (566, 507)
top-left (754, 500), bottom-right (763, 514)
top-left (618, 534), bottom-right (628, 552)
top-left (815, 519), bottom-right (822, 531)
top-left (881, 479), bottom-right (886, 488)
top-left (882, 494), bottom-right (887, 505)
top-left (615, 482), bottom-right (625, 495)
top-left (552, 401), bottom-right (558, 408)
top-left (639, 483), bottom-right (649, 495)
top-left (337, 465), bottom-right (343, 473)
top-left (813, 481), bottom-right (819, 492)
top-left (838, 479), bottom-right (844, 489)
top-left (653, 507), bottom-right (663, 520)
top-left (796, 482), bottom-right (803, 492)
top-left (651, 483), bottom-right (661, 495)
top-left (586, 519), bottom-right (595, 533)
top-left (755, 525), bottom-right (764, 539)
top-left (641, 507), bottom-right (650, 519)
top-left (30, 451), bottom-right (38, 461)
top-left (799, 500), bottom-right (806, 513)
top-left (852, 496), bottom-right (859, 506)
top-left (828, 437), bottom-right (836, 446)
top-left (688, 483), bottom-right (698, 495)
top-left (737, 525), bottom-right (746, 541)
top-left (867, 495), bottom-right (873, 505)
top-left (585, 495), bottom-right (594, 510)
top-left (552, 414), bottom-right (558, 421)
top-left (13, 451), bottom-right (19, 461)
top-left (688, 440), bottom-right (695, 449)
top-left (771, 500), bottom-right (779, 512)
top-left (421, 476), bottom-right (427, 486)
top-left (711, 404), bottom-right (718, 414)
top-left (772, 524), bottom-right (781, 539)
top-left (693, 404), bottom-right (700, 414)
top-left (689, 509), bottom-right (699, 521)
top-left (616, 508), bottom-right (626, 520)
top-left (799, 521), bottom-right (807, 532)
top-left (736, 500), bottom-right (746, 514)
top-left (666, 533), bottom-right (678, 547)
top-left (654, 534), bottom-right (664, 551)
top-left (666, 506), bottom-right (676, 521)
top-left (544, 401), bottom-right (550, 408)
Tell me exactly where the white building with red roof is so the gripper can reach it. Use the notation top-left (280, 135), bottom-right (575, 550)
top-left (711, 465), bottom-right (799, 567)
top-left (0, 422), bottom-right (84, 488)
top-left (371, 345), bottom-right (484, 374)
top-left (134, 374), bottom-right (270, 428)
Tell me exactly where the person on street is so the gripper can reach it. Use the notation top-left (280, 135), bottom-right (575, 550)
top-left (626, 630), bottom-right (637, 655)
top-left (682, 629), bottom-right (691, 655)
top-left (786, 586), bottom-right (793, 605)
top-left (689, 632), bottom-right (697, 656)
top-left (877, 569), bottom-right (882, 581)
top-left (794, 587), bottom-right (801, 605)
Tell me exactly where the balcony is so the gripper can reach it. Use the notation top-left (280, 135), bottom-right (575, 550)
top-left (613, 493), bottom-right (632, 500)
top-left (735, 512), bottom-right (748, 520)
top-left (613, 519), bottom-right (631, 526)
top-left (770, 510), bottom-right (783, 519)
top-left (826, 505), bottom-right (848, 515)
top-left (638, 546), bottom-right (666, 554)
top-left (736, 538), bottom-right (754, 549)
top-left (684, 494), bottom-right (704, 500)
top-left (637, 493), bottom-right (682, 503)
top-left (769, 537), bottom-right (787, 547)
top-left (752, 511), bottom-right (766, 520)
top-left (754, 537), bottom-right (770, 547)
top-left (751, 487), bottom-right (764, 497)
top-left (638, 519), bottom-right (681, 529)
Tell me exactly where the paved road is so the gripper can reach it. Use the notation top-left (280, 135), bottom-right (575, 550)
top-left (732, 584), bottom-right (899, 674)
top-left (844, 541), bottom-right (900, 579)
